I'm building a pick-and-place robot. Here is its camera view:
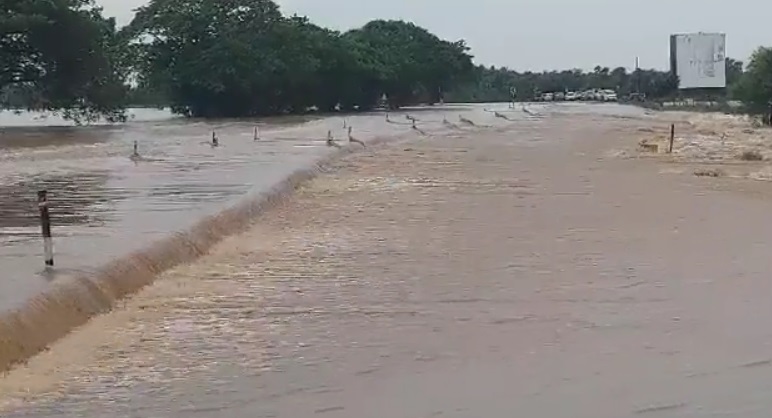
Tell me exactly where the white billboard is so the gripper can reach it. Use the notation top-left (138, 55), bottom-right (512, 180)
top-left (670, 33), bottom-right (726, 89)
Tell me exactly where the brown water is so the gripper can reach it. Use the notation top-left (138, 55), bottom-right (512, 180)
top-left (9, 102), bottom-right (760, 418)
top-left (0, 104), bottom-right (551, 312)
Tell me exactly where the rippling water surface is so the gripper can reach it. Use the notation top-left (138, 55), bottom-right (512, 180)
top-left (12, 101), bottom-right (771, 418)
top-left (0, 104), bottom-right (541, 311)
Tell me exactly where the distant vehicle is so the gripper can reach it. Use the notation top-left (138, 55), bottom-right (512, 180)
top-left (542, 92), bottom-right (554, 101)
top-left (600, 89), bottom-right (617, 101)
top-left (554, 92), bottom-right (565, 101)
top-left (565, 91), bottom-right (578, 101)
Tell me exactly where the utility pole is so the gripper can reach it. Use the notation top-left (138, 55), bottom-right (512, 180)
top-left (634, 56), bottom-right (641, 95)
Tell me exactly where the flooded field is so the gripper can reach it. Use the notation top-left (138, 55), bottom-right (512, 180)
top-left (0, 104), bottom-right (544, 312)
top-left (5, 103), bottom-right (772, 417)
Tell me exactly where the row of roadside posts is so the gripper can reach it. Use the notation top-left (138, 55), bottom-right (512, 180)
top-left (33, 122), bottom-right (675, 268)
top-left (33, 109), bottom-right (527, 268)
top-left (35, 119), bottom-right (373, 268)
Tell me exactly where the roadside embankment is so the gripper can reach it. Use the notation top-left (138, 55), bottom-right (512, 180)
top-left (0, 136), bottom-right (382, 375)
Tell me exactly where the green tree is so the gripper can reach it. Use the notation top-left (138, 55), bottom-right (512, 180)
top-left (126, 0), bottom-right (473, 117)
top-left (445, 65), bottom-right (520, 103)
top-left (725, 57), bottom-right (744, 89)
top-left (0, 0), bottom-right (128, 122)
top-left (126, 0), bottom-right (288, 117)
top-left (342, 20), bottom-right (473, 109)
top-left (732, 47), bottom-right (772, 112)
top-left (609, 67), bottom-right (628, 91)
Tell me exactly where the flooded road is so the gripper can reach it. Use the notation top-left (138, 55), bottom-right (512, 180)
top-left (0, 105), bottom-right (497, 311)
top-left (6, 103), bottom-right (772, 416)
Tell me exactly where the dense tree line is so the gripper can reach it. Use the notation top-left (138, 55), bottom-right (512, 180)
top-left (3, 0), bottom-right (772, 120)
top-left (446, 59), bottom-right (747, 104)
top-left (122, 0), bottom-right (473, 117)
top-left (2, 0), bottom-right (473, 120)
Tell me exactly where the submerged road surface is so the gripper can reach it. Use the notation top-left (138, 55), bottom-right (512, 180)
top-left (3, 107), bottom-right (772, 417)
top-left (0, 105), bottom-right (477, 311)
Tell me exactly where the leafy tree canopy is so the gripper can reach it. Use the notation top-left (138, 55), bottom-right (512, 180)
top-left (124, 0), bottom-right (474, 117)
top-left (732, 47), bottom-right (772, 113)
top-left (0, 0), bottom-right (129, 122)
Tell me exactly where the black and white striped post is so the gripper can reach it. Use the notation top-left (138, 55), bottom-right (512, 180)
top-left (37, 190), bottom-right (53, 267)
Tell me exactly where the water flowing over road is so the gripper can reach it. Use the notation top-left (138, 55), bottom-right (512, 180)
top-left (0, 105), bottom-right (494, 311)
top-left (5, 103), bottom-right (771, 417)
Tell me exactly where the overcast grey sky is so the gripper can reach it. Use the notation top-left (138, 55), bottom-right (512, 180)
top-left (98, 0), bottom-right (771, 72)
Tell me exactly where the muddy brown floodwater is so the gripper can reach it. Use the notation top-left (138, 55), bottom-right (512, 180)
top-left (4, 104), bottom-right (772, 417)
top-left (0, 105), bottom-right (483, 312)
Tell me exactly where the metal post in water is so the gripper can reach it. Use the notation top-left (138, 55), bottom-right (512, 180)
top-left (37, 190), bottom-right (53, 267)
top-left (669, 124), bottom-right (675, 153)
top-left (347, 126), bottom-right (366, 147)
top-left (130, 140), bottom-right (141, 161)
top-left (254, 126), bottom-right (260, 141)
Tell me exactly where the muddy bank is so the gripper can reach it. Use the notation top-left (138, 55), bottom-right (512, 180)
top-left (631, 111), bottom-right (772, 181)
